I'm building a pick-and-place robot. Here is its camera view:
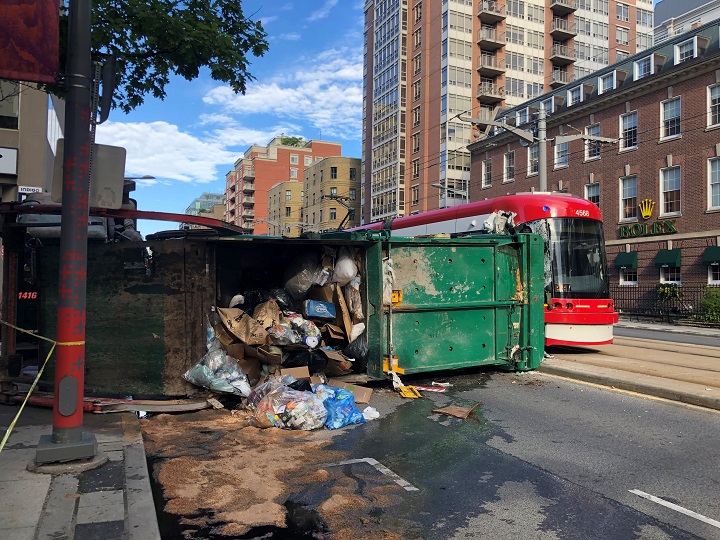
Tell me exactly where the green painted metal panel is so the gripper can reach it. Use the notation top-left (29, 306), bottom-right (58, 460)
top-left (373, 234), bottom-right (544, 375)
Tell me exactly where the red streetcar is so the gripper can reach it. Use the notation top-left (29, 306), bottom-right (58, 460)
top-left (353, 192), bottom-right (619, 347)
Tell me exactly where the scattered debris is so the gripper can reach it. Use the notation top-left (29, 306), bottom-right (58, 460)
top-left (432, 403), bottom-right (481, 419)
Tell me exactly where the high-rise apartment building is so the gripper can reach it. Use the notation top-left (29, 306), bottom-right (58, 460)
top-left (361, 0), bottom-right (653, 223)
top-left (225, 137), bottom-right (341, 235)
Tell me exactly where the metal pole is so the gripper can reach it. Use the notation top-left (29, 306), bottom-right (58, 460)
top-left (35, 0), bottom-right (97, 463)
top-left (538, 107), bottom-right (548, 192)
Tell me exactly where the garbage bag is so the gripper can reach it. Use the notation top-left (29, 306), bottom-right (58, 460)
top-left (244, 289), bottom-right (293, 310)
top-left (343, 331), bottom-right (369, 374)
top-left (344, 275), bottom-right (364, 322)
top-left (267, 322), bottom-right (301, 346)
top-left (284, 252), bottom-right (324, 300)
top-left (282, 349), bottom-right (328, 374)
top-left (183, 349), bottom-right (251, 397)
top-left (332, 247), bottom-right (358, 287)
top-left (254, 386), bottom-right (328, 430)
top-left (247, 379), bottom-right (284, 409)
top-left (315, 385), bottom-right (366, 430)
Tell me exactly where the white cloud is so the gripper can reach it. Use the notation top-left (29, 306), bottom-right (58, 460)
top-left (307, 0), bottom-right (338, 22)
top-left (275, 32), bottom-right (301, 41)
top-left (202, 47), bottom-right (362, 142)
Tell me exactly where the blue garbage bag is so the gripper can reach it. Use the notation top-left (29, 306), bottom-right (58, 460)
top-left (316, 384), bottom-right (366, 430)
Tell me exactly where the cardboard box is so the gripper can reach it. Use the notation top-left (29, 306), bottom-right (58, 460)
top-left (328, 379), bottom-right (373, 403)
top-left (317, 348), bottom-right (353, 376)
top-left (257, 345), bottom-right (282, 365)
top-left (223, 343), bottom-right (262, 386)
top-left (307, 284), bottom-right (335, 303)
top-left (279, 366), bottom-right (310, 380)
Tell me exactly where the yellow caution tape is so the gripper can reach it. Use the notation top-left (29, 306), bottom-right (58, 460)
top-left (0, 319), bottom-right (85, 455)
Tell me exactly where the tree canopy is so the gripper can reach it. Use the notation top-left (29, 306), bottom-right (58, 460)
top-left (281, 136), bottom-right (305, 147)
top-left (55, 0), bottom-right (268, 113)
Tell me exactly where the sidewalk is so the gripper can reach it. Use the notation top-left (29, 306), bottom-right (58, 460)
top-left (539, 319), bottom-right (720, 411)
top-left (0, 405), bottom-right (160, 540)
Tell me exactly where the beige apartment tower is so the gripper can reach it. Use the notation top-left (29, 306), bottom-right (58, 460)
top-left (304, 157), bottom-right (361, 233)
top-left (361, 0), bottom-right (653, 223)
top-left (267, 180), bottom-right (304, 237)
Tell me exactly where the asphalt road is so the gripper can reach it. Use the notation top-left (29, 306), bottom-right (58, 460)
top-left (316, 367), bottom-right (720, 540)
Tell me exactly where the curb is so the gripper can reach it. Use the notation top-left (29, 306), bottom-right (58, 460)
top-left (537, 364), bottom-right (720, 412)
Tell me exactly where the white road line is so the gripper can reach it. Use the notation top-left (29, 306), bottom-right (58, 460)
top-left (324, 458), bottom-right (419, 492)
top-left (629, 489), bottom-right (720, 529)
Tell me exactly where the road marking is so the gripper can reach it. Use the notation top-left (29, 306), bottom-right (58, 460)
top-left (323, 458), bottom-right (419, 492)
top-left (629, 489), bottom-right (720, 529)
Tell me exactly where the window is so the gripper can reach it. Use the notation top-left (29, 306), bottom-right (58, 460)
top-left (709, 158), bottom-right (720, 209)
top-left (593, 0), bottom-right (608, 15)
top-left (616, 50), bottom-right (629, 61)
top-left (616, 3), bottom-right (629, 21)
top-left (349, 188), bottom-right (356, 201)
top-left (620, 175), bottom-right (638, 220)
top-left (541, 98), bottom-right (554, 114)
top-left (506, 51), bottom-right (524, 72)
top-left (412, 80), bottom-right (421, 100)
top-left (412, 159), bottom-right (420, 179)
top-left (568, 86), bottom-right (582, 106)
top-left (709, 264), bottom-right (720, 285)
top-left (330, 207), bottom-right (337, 220)
top-left (599, 72), bottom-right (615, 94)
top-left (413, 1), bottom-right (422, 23)
top-left (319, 209), bottom-right (323, 223)
top-left (285, 190), bottom-right (292, 200)
top-left (0, 80), bottom-right (20, 129)
top-left (290, 154), bottom-right (299, 164)
top-left (285, 207), bottom-right (291, 217)
top-left (620, 111), bottom-right (638, 150)
top-left (413, 53), bottom-right (422, 76)
top-left (412, 132), bottom-right (420, 153)
top-left (528, 143), bottom-right (539, 175)
top-left (482, 159), bottom-right (492, 188)
top-left (576, 16), bottom-right (590, 35)
top-left (660, 166), bottom-right (681, 215)
top-left (527, 82), bottom-right (543, 99)
top-left (507, 0), bottom-right (525, 18)
top-left (620, 268), bottom-right (638, 285)
top-left (516, 108), bottom-right (528, 125)
top-left (554, 141), bottom-right (569, 169)
top-left (660, 266), bottom-right (681, 284)
top-left (413, 28), bottom-right (421, 49)
top-left (637, 8), bottom-right (653, 27)
top-left (527, 30), bottom-right (544, 49)
top-left (634, 56), bottom-right (652, 79)
top-left (661, 97), bottom-right (681, 139)
top-left (585, 183), bottom-right (600, 206)
top-left (506, 24), bottom-right (525, 45)
top-left (411, 186), bottom-right (419, 206)
top-left (527, 4), bottom-right (544, 23)
top-left (709, 85), bottom-right (720, 126)
top-left (330, 166), bottom-right (337, 179)
top-left (413, 106), bottom-right (421, 127)
top-left (330, 187), bottom-right (337, 196)
top-left (637, 33), bottom-right (653, 52)
top-left (616, 27), bottom-right (629, 46)
top-left (350, 168), bottom-right (356, 180)
top-left (504, 151), bottom-right (515, 183)
top-left (290, 167), bottom-right (298, 178)
top-left (592, 21), bottom-right (608, 40)
top-left (506, 78), bottom-right (524, 98)
top-left (304, 155), bottom-right (312, 166)
top-left (676, 38), bottom-right (696, 64)
top-left (585, 124), bottom-right (601, 160)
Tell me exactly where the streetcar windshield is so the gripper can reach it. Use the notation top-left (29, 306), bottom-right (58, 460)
top-left (525, 218), bottom-right (610, 299)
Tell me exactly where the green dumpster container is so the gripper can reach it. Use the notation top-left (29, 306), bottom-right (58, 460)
top-left (35, 232), bottom-right (544, 396)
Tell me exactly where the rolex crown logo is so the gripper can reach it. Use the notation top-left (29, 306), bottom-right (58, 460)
top-left (638, 198), bottom-right (655, 220)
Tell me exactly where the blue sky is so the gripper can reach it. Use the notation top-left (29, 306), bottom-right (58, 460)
top-left (95, 0), bottom-right (365, 236)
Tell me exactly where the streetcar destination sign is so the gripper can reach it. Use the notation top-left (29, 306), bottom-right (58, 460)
top-left (619, 220), bottom-right (677, 238)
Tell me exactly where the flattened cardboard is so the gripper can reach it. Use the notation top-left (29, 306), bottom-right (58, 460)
top-left (432, 403), bottom-right (481, 419)
top-left (307, 284), bottom-right (334, 303)
top-left (217, 307), bottom-right (267, 345)
top-left (328, 379), bottom-right (373, 403)
top-left (257, 345), bottom-right (282, 365)
top-left (334, 286), bottom-right (354, 337)
top-left (279, 366), bottom-right (310, 380)
top-left (213, 320), bottom-right (238, 346)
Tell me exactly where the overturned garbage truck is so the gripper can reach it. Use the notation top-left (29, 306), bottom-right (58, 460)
top-left (33, 230), bottom-right (545, 397)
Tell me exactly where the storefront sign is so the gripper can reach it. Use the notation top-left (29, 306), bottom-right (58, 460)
top-left (619, 220), bottom-right (677, 238)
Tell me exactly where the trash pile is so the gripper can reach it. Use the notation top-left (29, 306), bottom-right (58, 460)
top-left (183, 247), bottom-right (377, 430)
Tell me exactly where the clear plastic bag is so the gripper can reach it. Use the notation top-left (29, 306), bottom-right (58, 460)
top-left (267, 322), bottom-right (301, 345)
top-left (344, 275), bottom-right (364, 322)
top-left (284, 252), bottom-right (324, 300)
top-left (253, 386), bottom-right (328, 430)
top-left (183, 349), bottom-right (251, 397)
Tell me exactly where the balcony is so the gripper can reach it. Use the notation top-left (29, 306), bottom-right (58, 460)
top-left (550, 70), bottom-right (570, 88)
top-left (242, 165), bottom-right (255, 179)
top-left (242, 209), bottom-right (255, 217)
top-left (478, 1), bottom-right (506, 23)
top-left (242, 195), bottom-right (255, 204)
top-left (550, 44), bottom-right (577, 65)
top-left (550, 18), bottom-right (577, 40)
top-left (550, 0), bottom-right (577, 15)
top-left (477, 81), bottom-right (505, 103)
top-left (477, 26), bottom-right (505, 50)
top-left (477, 54), bottom-right (505, 76)
top-left (243, 181), bottom-right (254, 192)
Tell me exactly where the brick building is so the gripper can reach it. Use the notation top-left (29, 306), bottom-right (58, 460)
top-left (468, 20), bottom-right (720, 297)
top-left (304, 157), bottom-right (361, 233)
top-left (224, 137), bottom-right (342, 235)
top-left (361, 0), bottom-right (653, 224)
top-left (267, 180), bottom-right (304, 237)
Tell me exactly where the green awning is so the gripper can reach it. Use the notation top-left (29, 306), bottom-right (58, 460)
top-left (703, 246), bottom-right (720, 265)
top-left (655, 248), bottom-right (681, 267)
top-left (614, 251), bottom-right (637, 269)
